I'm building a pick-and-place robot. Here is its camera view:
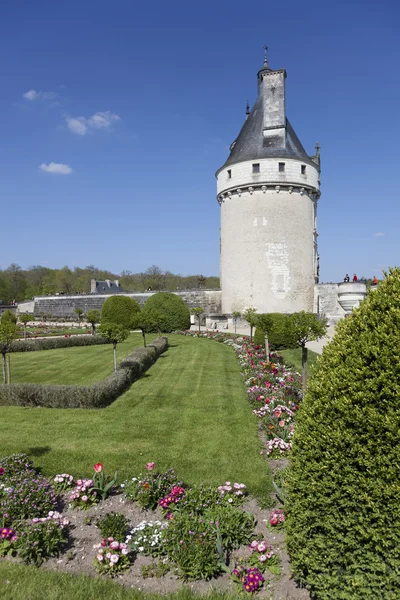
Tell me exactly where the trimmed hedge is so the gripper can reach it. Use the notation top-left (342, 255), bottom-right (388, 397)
top-left (252, 314), bottom-right (296, 350)
top-left (0, 337), bottom-right (168, 409)
top-left (10, 335), bottom-right (109, 353)
top-left (142, 292), bottom-right (190, 333)
top-left (265, 313), bottom-right (297, 350)
top-left (286, 267), bottom-right (400, 599)
top-left (101, 295), bottom-right (140, 329)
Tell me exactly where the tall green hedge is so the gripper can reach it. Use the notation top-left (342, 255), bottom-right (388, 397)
top-left (286, 267), bottom-right (400, 599)
top-left (101, 296), bottom-right (140, 329)
top-left (253, 314), bottom-right (296, 350)
top-left (142, 292), bottom-right (190, 333)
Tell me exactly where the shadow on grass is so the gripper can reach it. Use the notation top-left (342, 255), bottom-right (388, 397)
top-left (26, 446), bottom-right (52, 457)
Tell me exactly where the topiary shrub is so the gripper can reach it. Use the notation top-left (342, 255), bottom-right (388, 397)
top-left (286, 267), bottom-right (400, 599)
top-left (101, 295), bottom-right (140, 329)
top-left (141, 292), bottom-right (190, 333)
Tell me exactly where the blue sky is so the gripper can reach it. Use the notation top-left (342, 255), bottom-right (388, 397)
top-left (1, 0), bottom-right (399, 282)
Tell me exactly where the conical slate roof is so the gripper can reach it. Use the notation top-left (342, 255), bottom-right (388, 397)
top-left (222, 80), bottom-right (310, 168)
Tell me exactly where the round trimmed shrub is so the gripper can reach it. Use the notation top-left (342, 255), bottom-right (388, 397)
top-left (101, 295), bottom-right (140, 329)
top-left (286, 268), bottom-right (400, 599)
top-left (142, 292), bottom-right (190, 333)
top-left (253, 327), bottom-right (266, 348)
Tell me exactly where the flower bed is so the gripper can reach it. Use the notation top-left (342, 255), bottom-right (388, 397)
top-left (0, 455), bottom-right (286, 595)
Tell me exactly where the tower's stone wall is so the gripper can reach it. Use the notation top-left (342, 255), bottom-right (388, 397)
top-left (217, 158), bottom-right (319, 314)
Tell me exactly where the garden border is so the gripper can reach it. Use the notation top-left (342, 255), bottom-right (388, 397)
top-left (0, 337), bottom-right (168, 409)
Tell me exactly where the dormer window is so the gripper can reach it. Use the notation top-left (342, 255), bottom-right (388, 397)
top-left (252, 163), bottom-right (260, 173)
top-left (227, 169), bottom-right (232, 179)
top-left (301, 165), bottom-right (306, 175)
top-left (279, 162), bottom-right (285, 172)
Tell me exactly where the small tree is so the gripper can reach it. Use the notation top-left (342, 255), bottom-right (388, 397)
top-left (1, 310), bottom-right (17, 325)
top-left (135, 310), bottom-right (167, 347)
top-left (232, 311), bottom-right (241, 334)
top-left (0, 322), bottom-right (18, 384)
top-left (86, 309), bottom-right (100, 335)
top-left (98, 324), bottom-right (130, 372)
top-left (191, 307), bottom-right (204, 333)
top-left (19, 313), bottom-right (32, 340)
top-left (288, 311), bottom-right (327, 392)
top-left (255, 314), bottom-right (274, 361)
top-left (243, 307), bottom-right (258, 342)
top-left (74, 308), bottom-right (84, 328)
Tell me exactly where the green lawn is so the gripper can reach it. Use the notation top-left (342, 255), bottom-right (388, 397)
top-left (0, 563), bottom-right (237, 600)
top-left (9, 333), bottom-right (144, 385)
top-left (0, 334), bottom-right (271, 501)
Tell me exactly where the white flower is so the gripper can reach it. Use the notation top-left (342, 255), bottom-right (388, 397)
top-left (110, 554), bottom-right (119, 564)
top-left (138, 547), bottom-right (144, 552)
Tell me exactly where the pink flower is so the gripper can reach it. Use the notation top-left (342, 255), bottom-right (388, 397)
top-left (0, 467), bottom-right (5, 476)
top-left (94, 463), bottom-right (103, 473)
top-left (259, 554), bottom-right (267, 562)
top-left (110, 541), bottom-right (120, 549)
top-left (145, 462), bottom-right (155, 471)
top-left (279, 420), bottom-right (285, 428)
top-left (257, 541), bottom-right (267, 553)
top-left (81, 495), bottom-right (88, 502)
top-left (110, 554), bottom-right (119, 564)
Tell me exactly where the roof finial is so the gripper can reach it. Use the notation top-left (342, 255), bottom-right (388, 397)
top-left (263, 44), bottom-right (269, 66)
top-left (246, 100), bottom-right (250, 116)
top-left (315, 142), bottom-right (320, 157)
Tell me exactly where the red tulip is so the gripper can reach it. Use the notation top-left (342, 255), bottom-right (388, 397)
top-left (94, 463), bottom-right (103, 473)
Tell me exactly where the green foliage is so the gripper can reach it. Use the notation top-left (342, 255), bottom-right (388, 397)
top-left (0, 337), bottom-right (168, 408)
top-left (86, 309), bottom-right (100, 334)
top-left (140, 559), bottom-right (170, 578)
top-left (19, 313), bottom-right (32, 326)
top-left (10, 334), bottom-right (109, 353)
top-left (101, 295), bottom-right (140, 329)
top-left (135, 310), bottom-right (168, 346)
top-left (1, 310), bottom-right (17, 325)
top-left (92, 466), bottom-right (118, 500)
top-left (286, 267), bottom-right (400, 599)
top-left (261, 314), bottom-right (297, 350)
top-left (0, 453), bottom-right (36, 480)
top-left (203, 504), bottom-right (255, 552)
top-left (142, 293), bottom-right (190, 333)
top-left (253, 328), bottom-right (266, 348)
top-left (123, 468), bottom-right (178, 510)
top-left (0, 322), bottom-right (19, 351)
top-left (243, 307), bottom-right (257, 341)
top-left (96, 513), bottom-right (129, 542)
top-left (98, 324), bottom-right (130, 346)
top-left (288, 311), bottom-right (327, 348)
top-left (14, 519), bottom-right (68, 565)
top-left (161, 512), bottom-right (220, 580)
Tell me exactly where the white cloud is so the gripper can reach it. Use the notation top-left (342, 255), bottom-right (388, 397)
top-left (373, 232), bottom-right (384, 237)
top-left (39, 162), bottom-right (73, 175)
top-left (66, 111), bottom-right (120, 135)
top-left (66, 117), bottom-right (88, 136)
top-left (23, 89), bottom-right (56, 101)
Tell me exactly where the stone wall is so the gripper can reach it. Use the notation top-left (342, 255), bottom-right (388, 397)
top-left (315, 283), bottom-right (347, 324)
top-left (18, 290), bottom-right (222, 318)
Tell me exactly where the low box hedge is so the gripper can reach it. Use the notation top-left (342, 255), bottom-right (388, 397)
top-left (0, 337), bottom-right (168, 409)
top-left (10, 335), bottom-right (110, 353)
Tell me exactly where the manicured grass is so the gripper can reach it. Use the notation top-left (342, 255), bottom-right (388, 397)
top-left (279, 347), bottom-right (319, 374)
top-left (0, 334), bottom-right (271, 501)
top-left (9, 333), bottom-right (144, 385)
top-left (0, 563), bottom-right (238, 600)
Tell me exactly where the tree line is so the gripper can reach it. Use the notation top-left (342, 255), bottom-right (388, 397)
top-left (0, 264), bottom-right (220, 303)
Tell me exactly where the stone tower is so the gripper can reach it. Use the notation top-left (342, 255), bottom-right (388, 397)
top-left (216, 51), bottom-right (321, 315)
